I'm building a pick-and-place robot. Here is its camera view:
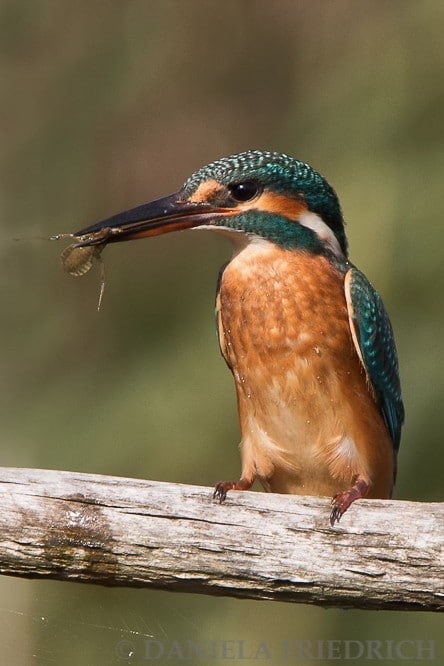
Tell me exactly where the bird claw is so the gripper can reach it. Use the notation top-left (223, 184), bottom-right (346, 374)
top-left (330, 478), bottom-right (369, 526)
top-left (213, 481), bottom-right (233, 503)
top-left (330, 495), bottom-right (346, 525)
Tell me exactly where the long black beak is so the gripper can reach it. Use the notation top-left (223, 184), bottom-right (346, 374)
top-left (74, 192), bottom-right (227, 245)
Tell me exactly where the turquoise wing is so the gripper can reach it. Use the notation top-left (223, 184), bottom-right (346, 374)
top-left (345, 267), bottom-right (404, 450)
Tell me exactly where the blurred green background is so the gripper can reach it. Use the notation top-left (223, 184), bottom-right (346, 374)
top-left (1, 1), bottom-right (443, 664)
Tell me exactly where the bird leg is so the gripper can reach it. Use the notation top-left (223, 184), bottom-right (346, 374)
top-left (330, 477), bottom-right (369, 525)
top-left (213, 477), bottom-right (254, 503)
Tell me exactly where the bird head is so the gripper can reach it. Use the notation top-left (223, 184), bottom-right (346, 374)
top-left (75, 150), bottom-right (347, 259)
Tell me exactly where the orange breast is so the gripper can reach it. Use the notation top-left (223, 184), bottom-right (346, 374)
top-left (217, 240), bottom-right (395, 499)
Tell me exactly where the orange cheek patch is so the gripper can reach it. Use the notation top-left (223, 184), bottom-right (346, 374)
top-left (188, 183), bottom-right (307, 221)
top-left (188, 179), bottom-right (225, 203)
top-left (250, 192), bottom-right (307, 220)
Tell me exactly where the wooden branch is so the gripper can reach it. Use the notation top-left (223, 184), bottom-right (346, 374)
top-left (0, 467), bottom-right (442, 611)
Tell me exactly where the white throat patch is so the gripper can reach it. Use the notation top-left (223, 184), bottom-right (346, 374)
top-left (297, 211), bottom-right (344, 259)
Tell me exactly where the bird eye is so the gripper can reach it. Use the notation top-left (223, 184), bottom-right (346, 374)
top-left (228, 181), bottom-right (260, 202)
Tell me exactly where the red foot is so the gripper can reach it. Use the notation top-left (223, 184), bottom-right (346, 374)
top-left (330, 478), bottom-right (369, 526)
top-left (213, 477), bottom-right (254, 503)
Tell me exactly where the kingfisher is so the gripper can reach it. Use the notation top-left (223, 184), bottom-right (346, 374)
top-left (74, 150), bottom-right (404, 525)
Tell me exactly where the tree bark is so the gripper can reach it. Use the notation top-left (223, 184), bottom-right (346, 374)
top-left (0, 467), bottom-right (442, 611)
